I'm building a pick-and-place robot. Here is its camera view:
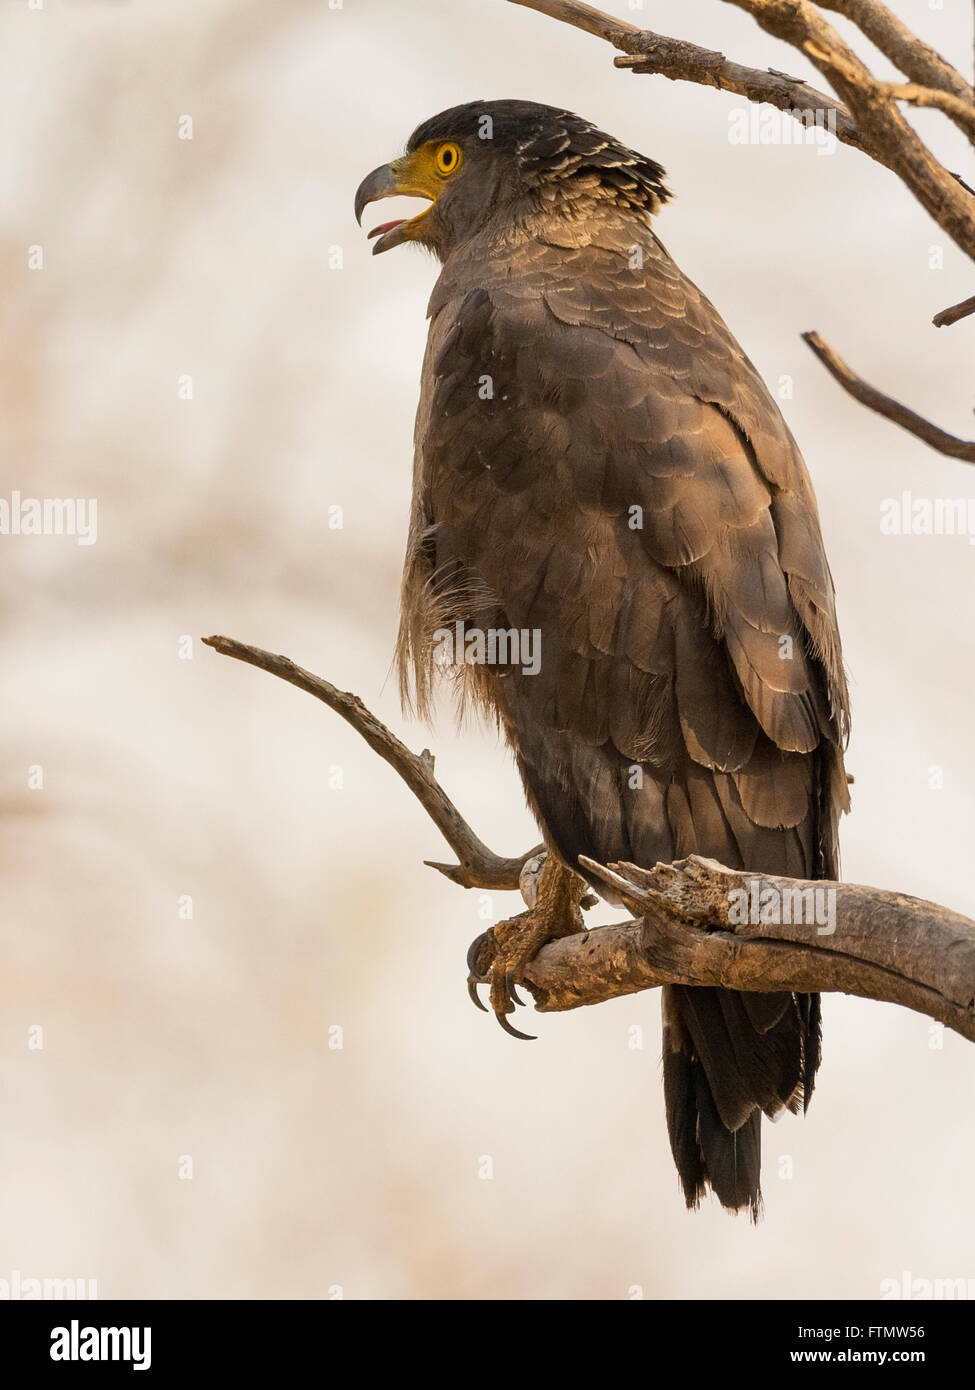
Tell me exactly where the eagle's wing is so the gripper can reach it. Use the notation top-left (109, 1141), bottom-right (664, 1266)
top-left (401, 238), bottom-right (849, 1215)
top-left (403, 239), bottom-right (848, 876)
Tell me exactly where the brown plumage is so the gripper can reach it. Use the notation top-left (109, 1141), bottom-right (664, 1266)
top-left (356, 100), bottom-right (850, 1217)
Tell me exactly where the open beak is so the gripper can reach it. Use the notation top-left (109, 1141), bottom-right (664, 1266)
top-left (354, 155), bottom-right (437, 255)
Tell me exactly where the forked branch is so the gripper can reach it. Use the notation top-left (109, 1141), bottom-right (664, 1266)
top-left (204, 636), bottom-right (975, 1044)
top-left (201, 634), bottom-right (540, 889)
top-left (507, 0), bottom-right (975, 462)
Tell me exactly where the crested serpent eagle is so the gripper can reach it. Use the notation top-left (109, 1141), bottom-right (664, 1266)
top-left (355, 100), bottom-right (850, 1217)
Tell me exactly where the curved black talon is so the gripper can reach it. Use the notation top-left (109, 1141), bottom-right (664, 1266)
top-left (466, 932), bottom-right (491, 1012)
top-left (495, 1011), bottom-right (537, 1041)
top-left (466, 931), bottom-right (534, 1032)
top-left (466, 932), bottom-right (488, 975)
top-left (467, 976), bottom-right (489, 1012)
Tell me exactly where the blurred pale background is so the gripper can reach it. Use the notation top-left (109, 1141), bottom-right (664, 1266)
top-left (1, 0), bottom-right (973, 1300)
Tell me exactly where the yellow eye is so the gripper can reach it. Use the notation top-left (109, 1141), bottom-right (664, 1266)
top-left (435, 142), bottom-right (462, 176)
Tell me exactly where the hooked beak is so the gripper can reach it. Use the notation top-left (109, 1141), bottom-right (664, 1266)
top-left (354, 156), bottom-right (437, 255)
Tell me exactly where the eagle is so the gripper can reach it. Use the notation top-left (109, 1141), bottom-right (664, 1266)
top-left (355, 100), bottom-right (850, 1217)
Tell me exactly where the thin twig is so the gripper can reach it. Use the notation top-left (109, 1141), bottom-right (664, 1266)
top-left (724, 0), bottom-right (975, 260)
top-left (801, 332), bottom-right (975, 462)
top-left (509, 0), bottom-right (866, 151)
top-left (878, 81), bottom-right (975, 143)
top-left (933, 294), bottom-right (975, 329)
top-left (507, 0), bottom-right (642, 46)
top-left (510, 0), bottom-right (975, 262)
top-left (814, 0), bottom-right (975, 120)
top-left (614, 48), bottom-right (864, 151)
top-left (201, 635), bottom-right (541, 889)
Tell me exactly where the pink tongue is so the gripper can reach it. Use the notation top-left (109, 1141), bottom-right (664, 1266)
top-left (368, 219), bottom-right (405, 240)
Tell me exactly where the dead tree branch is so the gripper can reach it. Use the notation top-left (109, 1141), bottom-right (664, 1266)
top-left (723, 0), bottom-right (975, 254)
top-left (933, 293), bottom-right (975, 329)
top-left (509, 0), bottom-right (867, 151)
top-left (204, 637), bottom-right (975, 1045)
top-left (875, 81), bottom-right (975, 143)
top-left (507, 0), bottom-right (975, 460)
top-left (814, 0), bottom-right (975, 120)
top-left (201, 635), bottom-right (541, 889)
top-left (801, 331), bottom-right (975, 462)
top-left (524, 856), bottom-right (975, 1044)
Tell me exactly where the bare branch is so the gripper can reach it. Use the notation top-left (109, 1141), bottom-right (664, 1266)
top-left (801, 331), bottom-right (975, 462)
top-left (201, 635), bottom-right (541, 890)
top-left (509, 0), bottom-right (866, 152)
top-left (933, 293), bottom-right (975, 329)
top-left (877, 81), bottom-right (975, 144)
top-left (205, 638), bottom-right (975, 1044)
top-left (814, 0), bottom-right (975, 117)
top-left (522, 857), bottom-right (975, 1044)
top-left (724, 0), bottom-right (975, 260)
top-left (510, 0), bottom-right (975, 262)
top-left (613, 48), bottom-right (865, 150)
top-left (508, 1), bottom-right (975, 457)
top-left (506, 0), bottom-right (642, 47)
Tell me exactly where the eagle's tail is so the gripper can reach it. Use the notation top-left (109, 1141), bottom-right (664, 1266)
top-left (661, 984), bottom-right (821, 1219)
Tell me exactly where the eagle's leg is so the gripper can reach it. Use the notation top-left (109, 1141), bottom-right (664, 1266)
top-left (466, 852), bottom-right (587, 1040)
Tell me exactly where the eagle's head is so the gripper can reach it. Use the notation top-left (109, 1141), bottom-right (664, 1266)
top-left (354, 99), bottom-right (670, 258)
